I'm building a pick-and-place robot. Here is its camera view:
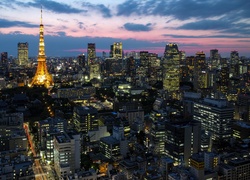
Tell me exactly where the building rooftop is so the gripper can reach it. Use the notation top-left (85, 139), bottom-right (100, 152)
top-left (235, 121), bottom-right (250, 129)
top-left (74, 106), bottom-right (98, 115)
top-left (229, 158), bottom-right (250, 167)
top-left (55, 132), bottom-right (71, 143)
top-left (190, 153), bottom-right (204, 163)
top-left (100, 136), bottom-right (119, 145)
top-left (203, 98), bottom-right (228, 108)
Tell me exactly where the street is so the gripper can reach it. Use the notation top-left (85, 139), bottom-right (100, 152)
top-left (24, 123), bottom-right (48, 180)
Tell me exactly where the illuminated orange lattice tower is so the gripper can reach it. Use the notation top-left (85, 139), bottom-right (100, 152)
top-left (30, 7), bottom-right (53, 88)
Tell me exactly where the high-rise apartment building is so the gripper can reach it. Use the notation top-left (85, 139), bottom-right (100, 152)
top-left (162, 43), bottom-right (180, 99)
top-left (193, 98), bottom-right (234, 141)
top-left (17, 42), bottom-right (28, 66)
top-left (87, 43), bottom-right (96, 65)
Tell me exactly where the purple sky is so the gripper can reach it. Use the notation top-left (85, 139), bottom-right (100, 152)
top-left (0, 0), bottom-right (250, 58)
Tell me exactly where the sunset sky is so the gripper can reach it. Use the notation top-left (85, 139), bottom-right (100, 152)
top-left (0, 0), bottom-right (250, 58)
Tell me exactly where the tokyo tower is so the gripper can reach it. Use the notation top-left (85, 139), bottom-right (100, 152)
top-left (29, 7), bottom-right (53, 88)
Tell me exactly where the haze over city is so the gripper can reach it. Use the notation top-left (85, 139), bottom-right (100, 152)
top-left (0, 0), bottom-right (250, 57)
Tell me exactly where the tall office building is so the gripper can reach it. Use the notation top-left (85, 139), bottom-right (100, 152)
top-left (1, 52), bottom-right (8, 65)
top-left (89, 63), bottom-right (101, 80)
top-left (230, 50), bottom-right (240, 77)
top-left (194, 51), bottom-right (207, 90)
top-left (193, 98), bottom-right (234, 141)
top-left (110, 42), bottom-right (123, 59)
top-left (126, 56), bottom-right (136, 83)
top-left (165, 119), bottom-right (201, 166)
top-left (87, 43), bottom-right (96, 65)
top-left (73, 106), bottom-right (99, 134)
top-left (139, 51), bottom-right (149, 79)
top-left (150, 120), bottom-right (165, 155)
top-left (77, 53), bottom-right (86, 68)
top-left (37, 117), bottom-right (67, 163)
top-left (104, 58), bottom-right (123, 77)
top-left (184, 56), bottom-right (195, 83)
top-left (140, 51), bottom-right (149, 68)
top-left (148, 53), bottom-right (161, 85)
top-left (17, 42), bottom-right (28, 66)
top-left (162, 43), bottom-right (180, 99)
top-left (54, 131), bottom-right (80, 178)
top-left (218, 65), bottom-right (229, 94)
top-left (230, 50), bottom-right (239, 65)
top-left (195, 51), bottom-right (206, 72)
top-left (30, 8), bottom-right (53, 88)
top-left (210, 49), bottom-right (220, 69)
top-left (0, 111), bottom-right (26, 151)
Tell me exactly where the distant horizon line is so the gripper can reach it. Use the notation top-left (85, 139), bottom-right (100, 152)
top-left (6, 50), bottom-right (250, 59)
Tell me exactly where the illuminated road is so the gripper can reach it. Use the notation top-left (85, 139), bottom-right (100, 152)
top-left (24, 123), bottom-right (48, 180)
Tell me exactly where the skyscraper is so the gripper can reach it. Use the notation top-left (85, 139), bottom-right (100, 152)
top-left (230, 50), bottom-right (239, 65)
top-left (1, 52), bottom-right (8, 65)
top-left (126, 56), bottom-right (136, 80)
top-left (230, 50), bottom-right (240, 77)
top-left (87, 43), bottom-right (96, 65)
top-left (110, 42), bottom-right (123, 59)
top-left (162, 43), bottom-right (180, 99)
top-left (17, 42), bottom-right (28, 66)
top-left (140, 51), bottom-right (149, 80)
top-left (194, 51), bottom-right (207, 90)
top-left (218, 65), bottom-right (229, 94)
top-left (210, 49), bottom-right (220, 69)
top-left (148, 53), bottom-right (161, 85)
top-left (30, 8), bottom-right (53, 88)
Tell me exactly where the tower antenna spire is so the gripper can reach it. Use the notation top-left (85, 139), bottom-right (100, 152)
top-left (40, 5), bottom-right (43, 24)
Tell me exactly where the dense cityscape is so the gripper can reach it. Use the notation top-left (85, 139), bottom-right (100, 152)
top-left (1, 5), bottom-right (250, 180)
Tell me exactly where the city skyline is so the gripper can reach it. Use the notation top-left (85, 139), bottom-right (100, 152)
top-left (0, 0), bottom-right (250, 57)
